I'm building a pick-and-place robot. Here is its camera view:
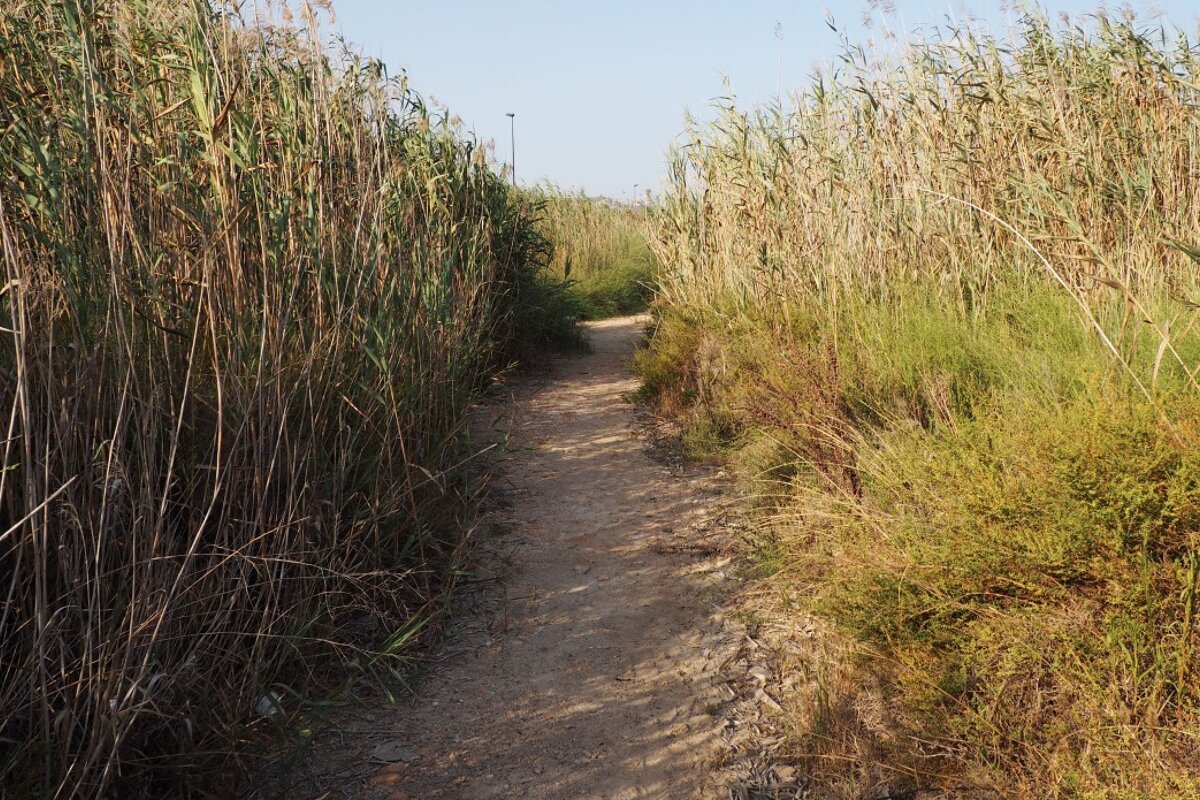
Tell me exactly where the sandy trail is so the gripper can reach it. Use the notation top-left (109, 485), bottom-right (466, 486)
top-left (296, 316), bottom-right (733, 799)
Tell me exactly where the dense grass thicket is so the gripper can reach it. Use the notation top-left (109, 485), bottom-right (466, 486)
top-left (641, 11), bottom-right (1200, 798)
top-left (535, 188), bottom-right (658, 318)
top-left (0, 1), bottom-right (571, 796)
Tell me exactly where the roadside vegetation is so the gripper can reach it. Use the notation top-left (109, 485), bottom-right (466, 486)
top-left (0, 1), bottom-right (574, 797)
top-left (535, 187), bottom-right (658, 319)
top-left (640, 10), bottom-right (1200, 798)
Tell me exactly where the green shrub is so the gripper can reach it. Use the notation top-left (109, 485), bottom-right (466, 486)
top-left (638, 280), bottom-right (1200, 795)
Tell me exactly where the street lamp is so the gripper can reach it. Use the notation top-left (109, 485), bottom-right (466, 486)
top-left (505, 112), bottom-right (516, 186)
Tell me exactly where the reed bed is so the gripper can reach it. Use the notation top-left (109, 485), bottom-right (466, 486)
top-left (535, 187), bottom-right (658, 318)
top-left (0, 1), bottom-right (562, 796)
top-left (656, 11), bottom-right (1200, 312)
top-left (643, 9), bottom-right (1200, 798)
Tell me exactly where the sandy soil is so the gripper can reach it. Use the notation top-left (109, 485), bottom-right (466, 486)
top-left (284, 316), bottom-right (743, 799)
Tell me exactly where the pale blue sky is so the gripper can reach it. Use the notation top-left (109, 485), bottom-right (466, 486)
top-left (327, 1), bottom-right (1198, 199)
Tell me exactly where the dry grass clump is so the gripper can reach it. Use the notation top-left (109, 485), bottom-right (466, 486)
top-left (535, 186), bottom-right (658, 318)
top-left (0, 1), bottom-right (563, 796)
top-left (642, 8), bottom-right (1200, 798)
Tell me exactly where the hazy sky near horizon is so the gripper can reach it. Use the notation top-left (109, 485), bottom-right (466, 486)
top-left (327, 1), bottom-right (1199, 199)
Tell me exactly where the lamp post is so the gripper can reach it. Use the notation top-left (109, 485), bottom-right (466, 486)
top-left (505, 112), bottom-right (516, 186)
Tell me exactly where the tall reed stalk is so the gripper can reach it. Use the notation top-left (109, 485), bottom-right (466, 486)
top-left (0, 1), bottom-right (554, 796)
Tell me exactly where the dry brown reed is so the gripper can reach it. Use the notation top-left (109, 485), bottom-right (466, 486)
top-left (0, 1), bottom-right (556, 796)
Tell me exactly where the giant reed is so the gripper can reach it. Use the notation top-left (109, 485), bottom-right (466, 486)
top-left (0, 1), bottom-right (564, 796)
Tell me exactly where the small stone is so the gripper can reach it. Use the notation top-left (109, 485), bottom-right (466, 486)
top-left (748, 665), bottom-right (773, 685)
top-left (369, 764), bottom-right (405, 786)
top-left (376, 762), bottom-right (407, 776)
top-left (754, 687), bottom-right (782, 711)
top-left (774, 765), bottom-right (798, 783)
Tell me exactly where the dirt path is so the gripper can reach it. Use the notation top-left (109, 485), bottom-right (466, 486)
top-left (292, 316), bottom-right (740, 799)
